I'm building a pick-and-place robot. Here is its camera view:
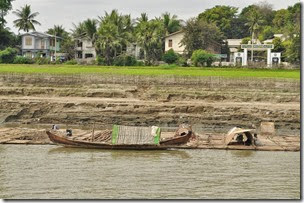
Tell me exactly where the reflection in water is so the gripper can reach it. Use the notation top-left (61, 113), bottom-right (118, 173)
top-left (230, 150), bottom-right (255, 158)
top-left (110, 149), bottom-right (191, 160)
top-left (0, 145), bottom-right (300, 199)
top-left (48, 147), bottom-right (191, 159)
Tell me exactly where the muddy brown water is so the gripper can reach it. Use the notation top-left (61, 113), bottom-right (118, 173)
top-left (0, 145), bottom-right (300, 199)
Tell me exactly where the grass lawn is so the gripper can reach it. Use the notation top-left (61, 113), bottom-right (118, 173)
top-left (0, 64), bottom-right (300, 79)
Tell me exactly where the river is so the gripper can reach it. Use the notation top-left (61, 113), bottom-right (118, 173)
top-left (0, 145), bottom-right (300, 199)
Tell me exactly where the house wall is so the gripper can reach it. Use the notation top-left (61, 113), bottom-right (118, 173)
top-left (75, 39), bottom-right (96, 64)
top-left (49, 39), bottom-right (61, 52)
top-left (165, 32), bottom-right (185, 54)
top-left (126, 44), bottom-right (142, 59)
top-left (22, 35), bottom-right (35, 50)
top-left (82, 39), bottom-right (96, 58)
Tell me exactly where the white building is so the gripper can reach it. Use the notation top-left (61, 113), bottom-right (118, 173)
top-left (75, 38), bottom-right (96, 64)
top-left (164, 30), bottom-right (185, 54)
top-left (20, 31), bottom-right (62, 59)
top-left (225, 39), bottom-right (242, 62)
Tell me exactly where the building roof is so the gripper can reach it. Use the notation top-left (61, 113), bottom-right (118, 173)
top-left (20, 31), bottom-right (63, 39)
top-left (226, 39), bottom-right (242, 47)
top-left (164, 30), bottom-right (183, 38)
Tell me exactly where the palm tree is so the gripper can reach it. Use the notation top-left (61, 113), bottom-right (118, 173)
top-left (96, 10), bottom-right (132, 64)
top-left (161, 12), bottom-right (182, 35)
top-left (13, 4), bottom-right (41, 32)
top-left (136, 19), bottom-right (164, 64)
top-left (83, 18), bottom-right (98, 44)
top-left (47, 25), bottom-right (67, 38)
top-left (245, 8), bottom-right (264, 61)
top-left (136, 13), bottom-right (149, 24)
top-left (71, 22), bottom-right (86, 39)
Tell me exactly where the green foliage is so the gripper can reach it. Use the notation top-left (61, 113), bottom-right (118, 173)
top-left (95, 10), bottom-right (133, 65)
top-left (181, 18), bottom-right (223, 57)
top-left (0, 27), bottom-right (19, 50)
top-left (284, 36), bottom-right (300, 64)
top-left (0, 0), bottom-right (14, 27)
top-left (162, 49), bottom-right (179, 64)
top-left (191, 49), bottom-right (216, 67)
top-left (0, 47), bottom-right (18, 63)
top-left (241, 37), bottom-right (251, 45)
top-left (113, 55), bottom-right (137, 66)
top-left (0, 64), bottom-right (299, 79)
top-left (34, 57), bottom-right (51, 65)
top-left (64, 59), bottom-right (77, 65)
top-left (272, 37), bottom-right (285, 53)
top-left (135, 60), bottom-right (145, 66)
top-left (259, 26), bottom-right (274, 41)
top-left (13, 56), bottom-right (34, 64)
top-left (96, 56), bottom-right (106, 65)
top-left (159, 64), bottom-right (178, 68)
top-left (136, 18), bottom-right (165, 65)
top-left (161, 12), bottom-right (182, 34)
top-left (198, 5), bottom-right (238, 38)
top-left (47, 25), bottom-right (69, 38)
top-left (177, 56), bottom-right (188, 67)
top-left (13, 4), bottom-right (41, 32)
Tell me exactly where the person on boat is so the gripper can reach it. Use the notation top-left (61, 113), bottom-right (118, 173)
top-left (253, 134), bottom-right (263, 146)
top-left (236, 134), bottom-right (244, 144)
top-left (244, 137), bottom-right (252, 146)
top-left (52, 124), bottom-right (59, 130)
top-left (66, 129), bottom-right (72, 137)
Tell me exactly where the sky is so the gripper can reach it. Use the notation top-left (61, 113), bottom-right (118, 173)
top-left (5, 0), bottom-right (301, 34)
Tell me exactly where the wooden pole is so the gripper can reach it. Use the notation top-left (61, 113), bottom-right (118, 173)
top-left (91, 123), bottom-right (95, 142)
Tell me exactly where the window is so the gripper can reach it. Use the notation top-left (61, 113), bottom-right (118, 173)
top-left (77, 41), bottom-right (83, 48)
top-left (85, 53), bottom-right (93, 58)
top-left (77, 51), bottom-right (83, 59)
top-left (168, 39), bottom-right (173, 48)
top-left (25, 37), bottom-right (32, 46)
top-left (41, 40), bottom-right (45, 49)
top-left (50, 39), bottom-right (55, 46)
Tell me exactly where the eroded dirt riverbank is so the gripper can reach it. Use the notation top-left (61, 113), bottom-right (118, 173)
top-left (0, 73), bottom-right (300, 138)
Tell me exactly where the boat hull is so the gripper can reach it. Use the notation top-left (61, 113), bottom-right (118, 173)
top-left (46, 131), bottom-right (191, 150)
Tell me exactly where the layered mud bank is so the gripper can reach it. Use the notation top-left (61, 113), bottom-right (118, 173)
top-left (0, 73), bottom-right (300, 136)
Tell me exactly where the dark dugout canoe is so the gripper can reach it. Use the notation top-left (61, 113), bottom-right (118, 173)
top-left (46, 125), bottom-right (193, 150)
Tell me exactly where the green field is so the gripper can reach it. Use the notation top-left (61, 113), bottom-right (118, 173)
top-left (0, 64), bottom-right (300, 79)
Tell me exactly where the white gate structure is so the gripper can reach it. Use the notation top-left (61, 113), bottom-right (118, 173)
top-left (239, 44), bottom-right (280, 67)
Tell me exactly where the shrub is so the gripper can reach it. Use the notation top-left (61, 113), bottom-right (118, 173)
top-left (191, 49), bottom-right (216, 67)
top-left (64, 59), bottom-right (78, 65)
top-left (96, 56), bottom-right (106, 65)
top-left (135, 60), bottom-right (145, 66)
top-left (13, 56), bottom-right (34, 64)
top-left (113, 55), bottom-right (137, 66)
top-left (0, 47), bottom-right (18, 63)
top-left (177, 56), bottom-right (188, 67)
top-left (162, 49), bottom-right (179, 64)
top-left (34, 57), bottom-right (51, 65)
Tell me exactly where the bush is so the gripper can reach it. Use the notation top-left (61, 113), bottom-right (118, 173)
top-left (13, 56), bottom-right (34, 64)
top-left (34, 57), bottom-right (51, 65)
top-left (177, 57), bottom-right (188, 67)
top-left (64, 59), bottom-right (78, 65)
top-left (113, 55), bottom-right (137, 66)
top-left (96, 56), bottom-right (106, 65)
top-left (162, 49), bottom-right (179, 64)
top-left (191, 49), bottom-right (216, 67)
top-left (135, 60), bottom-right (145, 66)
top-left (0, 47), bottom-right (18, 63)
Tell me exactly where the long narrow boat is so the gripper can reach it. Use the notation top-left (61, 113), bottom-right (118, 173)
top-left (46, 125), bottom-right (193, 150)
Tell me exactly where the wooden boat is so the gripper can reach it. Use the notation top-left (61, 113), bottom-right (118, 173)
top-left (46, 125), bottom-right (193, 150)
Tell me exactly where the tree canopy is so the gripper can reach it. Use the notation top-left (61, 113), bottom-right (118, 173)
top-left (198, 5), bottom-right (238, 38)
top-left (13, 4), bottom-right (40, 32)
